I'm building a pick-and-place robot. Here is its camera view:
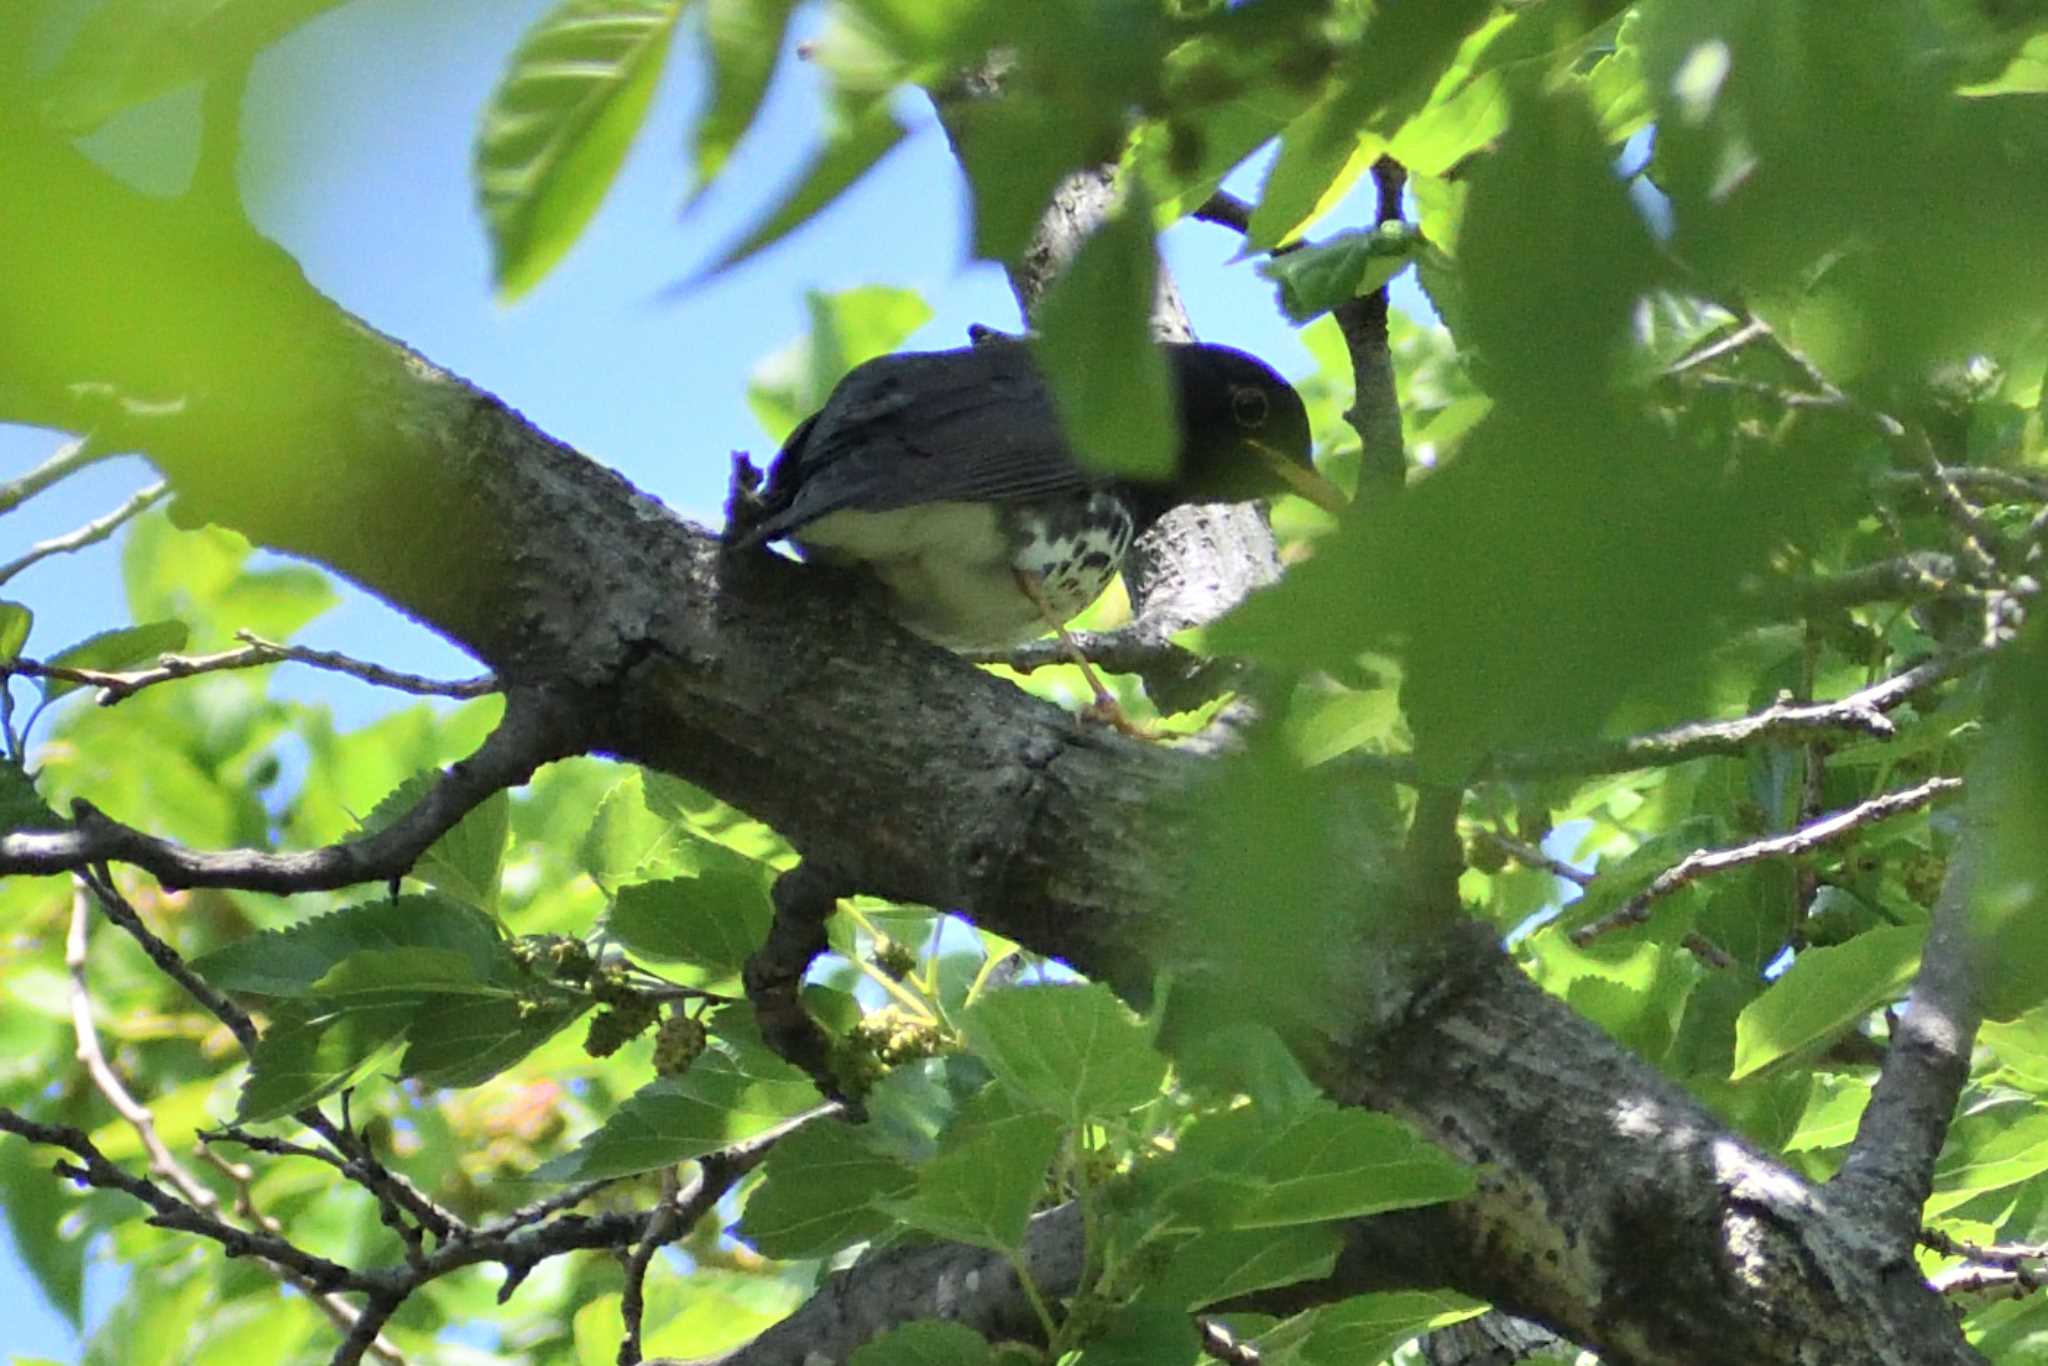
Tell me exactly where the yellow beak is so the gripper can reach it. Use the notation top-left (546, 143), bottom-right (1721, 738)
top-left (1253, 441), bottom-right (1348, 516)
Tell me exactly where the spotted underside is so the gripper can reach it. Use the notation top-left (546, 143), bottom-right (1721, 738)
top-left (794, 490), bottom-right (1136, 649)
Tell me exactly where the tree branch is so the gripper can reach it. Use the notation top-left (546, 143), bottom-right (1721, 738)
top-left (0, 478), bottom-right (167, 585)
top-left (0, 685), bottom-right (576, 889)
top-left (1831, 822), bottom-right (1985, 1250)
top-left (1572, 776), bottom-right (1963, 945)
top-left (4, 629), bottom-right (497, 705)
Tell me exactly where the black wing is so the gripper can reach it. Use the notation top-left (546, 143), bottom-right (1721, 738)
top-left (741, 344), bottom-right (1102, 542)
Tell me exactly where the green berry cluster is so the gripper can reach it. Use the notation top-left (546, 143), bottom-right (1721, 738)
top-left (653, 1011), bottom-right (709, 1077)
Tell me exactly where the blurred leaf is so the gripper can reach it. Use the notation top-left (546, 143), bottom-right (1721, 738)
top-left (210, 565), bottom-right (337, 643)
top-left (1974, 622), bottom-right (2048, 1020)
top-left (1069, 1305), bottom-right (1200, 1366)
top-left (885, 1109), bottom-right (1063, 1252)
top-left (1258, 223), bottom-right (1422, 324)
top-left (746, 285), bottom-right (935, 443)
top-left (1958, 30), bottom-right (2048, 96)
top-left (41, 620), bottom-right (188, 700)
top-left (1730, 926), bottom-right (1924, 1080)
top-left (477, 0), bottom-right (686, 301)
top-left (704, 96), bottom-right (906, 275)
top-left (849, 1320), bottom-right (993, 1366)
top-left (1983, 1006), bottom-right (2048, 1093)
top-left (39, 0), bottom-right (350, 133)
top-left (736, 1118), bottom-right (916, 1259)
top-left (534, 1043), bottom-right (817, 1180)
top-left (578, 769), bottom-right (689, 891)
top-left (608, 870), bottom-right (772, 975)
top-left (1033, 187), bottom-right (1175, 481)
top-left (688, 0), bottom-right (799, 198)
top-left (1246, 93), bottom-right (1384, 251)
top-left (962, 983), bottom-right (1167, 1125)
top-left (0, 600), bottom-right (30, 662)
top-left (1784, 1075), bottom-right (1872, 1153)
top-left (0, 1131), bottom-right (84, 1324)
top-left (950, 94), bottom-right (1110, 264)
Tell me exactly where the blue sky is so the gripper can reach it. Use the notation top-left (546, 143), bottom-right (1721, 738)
top-left (0, 0), bottom-right (1426, 1355)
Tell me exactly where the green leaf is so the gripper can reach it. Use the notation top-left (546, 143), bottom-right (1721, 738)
top-left (1, 1130), bottom-right (84, 1323)
top-left (704, 96), bottom-right (906, 275)
top-left (1252, 1289), bottom-right (1488, 1366)
top-left (38, 0), bottom-right (350, 133)
top-left (1246, 95), bottom-right (1383, 251)
top-left (736, 1118), bottom-right (917, 1259)
top-left (689, 0), bottom-right (799, 198)
top-left (194, 895), bottom-right (512, 998)
top-left (210, 565), bottom-right (338, 644)
top-left (1169, 1104), bottom-right (1473, 1228)
top-left (41, 620), bottom-right (188, 699)
top-left (1730, 926), bottom-right (1925, 1080)
top-left (360, 777), bottom-right (510, 911)
top-left (401, 993), bottom-right (588, 1089)
top-left (0, 600), bottom-right (30, 662)
top-left (578, 770), bottom-right (686, 891)
top-left (885, 1109), bottom-right (1063, 1252)
top-left (1032, 186), bottom-right (1175, 482)
top-left (962, 983), bottom-right (1167, 1125)
top-left (0, 756), bottom-right (61, 834)
top-left (1143, 1224), bottom-right (1344, 1313)
top-left (236, 999), bottom-right (414, 1122)
top-left (1259, 224), bottom-right (1422, 324)
top-left (849, 1320), bottom-right (993, 1366)
top-left (477, 0), bottom-right (687, 301)
top-left (534, 1043), bottom-right (818, 1180)
top-left (609, 872), bottom-right (771, 975)
top-left (746, 285), bottom-right (935, 444)
top-left (1927, 1107), bottom-right (2048, 1219)
top-left (949, 95), bottom-right (1105, 264)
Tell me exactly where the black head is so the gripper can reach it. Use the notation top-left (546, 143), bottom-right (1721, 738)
top-left (1160, 344), bottom-right (1342, 513)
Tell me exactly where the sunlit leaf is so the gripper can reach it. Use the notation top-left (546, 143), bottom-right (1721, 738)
top-left (0, 601), bottom-right (31, 663)
top-left (848, 1320), bottom-right (993, 1366)
top-left (688, 0), bottom-right (799, 198)
top-left (962, 982), bottom-right (1167, 1125)
top-left (703, 96), bottom-right (906, 276)
top-left (885, 1109), bottom-right (1063, 1252)
top-left (1731, 927), bottom-right (1924, 1080)
top-left (41, 620), bottom-right (188, 699)
top-left (736, 1118), bottom-right (916, 1259)
top-left (477, 0), bottom-right (687, 300)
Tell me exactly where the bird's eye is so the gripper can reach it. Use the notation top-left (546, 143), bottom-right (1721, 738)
top-left (1231, 386), bottom-right (1269, 429)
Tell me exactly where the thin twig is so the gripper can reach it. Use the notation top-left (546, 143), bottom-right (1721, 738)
top-left (63, 878), bottom-right (408, 1359)
top-left (619, 1166), bottom-right (684, 1365)
top-left (0, 436), bottom-right (116, 515)
top-left (0, 686), bottom-right (576, 887)
top-left (1476, 830), bottom-right (1592, 887)
top-left (1663, 318), bottom-right (1770, 377)
top-left (4, 630), bottom-right (496, 706)
top-left (0, 479), bottom-right (168, 585)
top-left (1572, 776), bottom-right (1963, 944)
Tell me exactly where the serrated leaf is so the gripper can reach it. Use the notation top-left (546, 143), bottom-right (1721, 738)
top-left (402, 994), bottom-right (587, 1089)
top-left (534, 1044), bottom-right (818, 1180)
top-left (962, 983), bottom-right (1167, 1125)
top-left (41, 620), bottom-right (188, 699)
top-left (237, 1000), bottom-right (414, 1122)
top-left (848, 1320), bottom-right (993, 1366)
top-left (1032, 187), bottom-right (1175, 482)
top-left (689, 0), bottom-right (799, 198)
top-left (1170, 1104), bottom-right (1473, 1228)
top-left (1253, 1289), bottom-right (1488, 1366)
top-left (736, 1118), bottom-right (916, 1259)
top-left (477, 0), bottom-right (687, 300)
top-left (194, 895), bottom-right (511, 998)
top-left (1258, 224), bottom-right (1422, 324)
top-left (1730, 926), bottom-right (1924, 1080)
top-left (1144, 1224), bottom-right (1344, 1313)
top-left (359, 777), bottom-right (510, 910)
top-left (0, 600), bottom-right (30, 662)
top-left (609, 872), bottom-right (771, 975)
top-left (885, 1109), bottom-right (1062, 1253)
top-left (578, 771), bottom-right (687, 891)
top-left (703, 96), bottom-right (906, 276)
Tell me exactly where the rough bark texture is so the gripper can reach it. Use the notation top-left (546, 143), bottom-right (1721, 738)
top-left (0, 128), bottom-right (1985, 1364)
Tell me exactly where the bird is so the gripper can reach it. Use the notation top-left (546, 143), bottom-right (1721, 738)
top-left (728, 337), bottom-right (1343, 723)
